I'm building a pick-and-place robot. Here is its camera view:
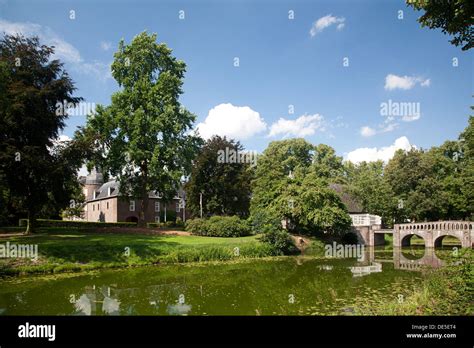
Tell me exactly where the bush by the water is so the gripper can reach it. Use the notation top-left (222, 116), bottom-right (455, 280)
top-left (250, 209), bottom-right (282, 234)
top-left (185, 216), bottom-right (251, 237)
top-left (259, 230), bottom-right (298, 255)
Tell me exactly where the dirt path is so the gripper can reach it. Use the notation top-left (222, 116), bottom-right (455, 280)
top-left (0, 232), bottom-right (24, 238)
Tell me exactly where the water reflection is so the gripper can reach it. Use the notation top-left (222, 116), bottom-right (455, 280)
top-left (65, 247), bottom-right (454, 315)
top-left (368, 247), bottom-right (447, 271)
top-left (0, 244), bottom-right (464, 316)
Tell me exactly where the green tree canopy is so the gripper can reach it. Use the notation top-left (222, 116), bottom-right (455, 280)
top-left (406, 0), bottom-right (473, 50)
top-left (0, 34), bottom-right (83, 232)
top-left (80, 32), bottom-right (201, 226)
top-left (250, 139), bottom-right (351, 236)
top-left (185, 136), bottom-right (253, 218)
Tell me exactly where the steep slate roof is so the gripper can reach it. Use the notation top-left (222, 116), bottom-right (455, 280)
top-left (329, 183), bottom-right (364, 214)
top-left (88, 180), bottom-right (169, 202)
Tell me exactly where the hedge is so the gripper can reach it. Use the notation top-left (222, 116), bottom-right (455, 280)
top-left (146, 220), bottom-right (185, 229)
top-left (185, 216), bottom-right (251, 237)
top-left (19, 219), bottom-right (137, 228)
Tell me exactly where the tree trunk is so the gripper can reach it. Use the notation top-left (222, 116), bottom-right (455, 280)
top-left (25, 209), bottom-right (36, 234)
top-left (138, 163), bottom-right (149, 228)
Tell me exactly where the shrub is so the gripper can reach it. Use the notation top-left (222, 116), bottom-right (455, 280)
top-left (175, 217), bottom-right (184, 227)
top-left (146, 220), bottom-right (184, 229)
top-left (185, 216), bottom-right (251, 237)
top-left (185, 218), bottom-right (208, 234)
top-left (250, 209), bottom-right (282, 234)
top-left (259, 230), bottom-right (298, 255)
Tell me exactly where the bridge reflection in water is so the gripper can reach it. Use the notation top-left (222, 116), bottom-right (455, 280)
top-left (351, 247), bottom-right (450, 277)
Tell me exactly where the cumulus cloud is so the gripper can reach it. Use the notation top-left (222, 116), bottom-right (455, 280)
top-left (384, 74), bottom-right (430, 90)
top-left (0, 19), bottom-right (111, 80)
top-left (346, 136), bottom-right (414, 163)
top-left (360, 126), bottom-right (376, 137)
top-left (100, 41), bottom-right (112, 51)
top-left (360, 122), bottom-right (398, 137)
top-left (269, 114), bottom-right (324, 138)
top-left (310, 15), bottom-right (345, 37)
top-left (196, 103), bottom-right (267, 140)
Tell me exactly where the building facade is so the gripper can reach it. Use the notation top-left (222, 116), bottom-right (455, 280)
top-left (79, 171), bottom-right (188, 223)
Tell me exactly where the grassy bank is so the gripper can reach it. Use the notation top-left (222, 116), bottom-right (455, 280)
top-left (355, 248), bottom-right (473, 315)
top-left (0, 227), bottom-right (280, 277)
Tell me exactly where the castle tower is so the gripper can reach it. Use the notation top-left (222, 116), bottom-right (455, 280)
top-left (84, 169), bottom-right (104, 201)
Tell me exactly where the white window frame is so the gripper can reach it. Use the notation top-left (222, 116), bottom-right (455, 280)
top-left (155, 215), bottom-right (160, 223)
top-left (155, 201), bottom-right (160, 212)
top-left (176, 202), bottom-right (181, 212)
top-left (129, 200), bottom-right (135, 212)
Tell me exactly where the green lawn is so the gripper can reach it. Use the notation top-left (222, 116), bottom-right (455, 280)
top-left (0, 227), bottom-right (276, 277)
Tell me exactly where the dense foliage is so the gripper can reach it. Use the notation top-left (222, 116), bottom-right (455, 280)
top-left (185, 136), bottom-right (252, 217)
top-left (345, 117), bottom-right (473, 224)
top-left (78, 32), bottom-right (202, 227)
top-left (258, 230), bottom-right (299, 255)
top-left (0, 35), bottom-right (84, 232)
top-left (406, 0), bottom-right (473, 51)
top-left (250, 138), bottom-right (352, 237)
top-left (185, 216), bottom-right (252, 237)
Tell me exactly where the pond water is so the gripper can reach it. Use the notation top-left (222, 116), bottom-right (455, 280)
top-left (0, 247), bottom-right (456, 316)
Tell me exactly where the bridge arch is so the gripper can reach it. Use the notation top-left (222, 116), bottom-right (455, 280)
top-left (401, 233), bottom-right (425, 247)
top-left (434, 234), bottom-right (462, 248)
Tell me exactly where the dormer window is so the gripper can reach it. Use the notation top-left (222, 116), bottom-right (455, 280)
top-left (107, 187), bottom-right (112, 196)
top-left (93, 191), bottom-right (97, 199)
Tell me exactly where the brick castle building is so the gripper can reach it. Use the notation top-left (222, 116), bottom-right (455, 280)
top-left (79, 170), bottom-right (188, 223)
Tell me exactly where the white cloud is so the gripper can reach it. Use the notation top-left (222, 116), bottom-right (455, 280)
top-left (310, 15), bottom-right (345, 37)
top-left (420, 78), bottom-right (430, 87)
top-left (360, 122), bottom-right (398, 137)
top-left (269, 114), bottom-right (324, 138)
top-left (100, 41), bottom-right (112, 51)
top-left (360, 126), bottom-right (376, 137)
top-left (346, 136), bottom-right (414, 164)
top-left (196, 103), bottom-right (267, 140)
top-left (384, 74), bottom-right (430, 90)
top-left (0, 19), bottom-right (81, 63)
top-left (0, 19), bottom-right (111, 80)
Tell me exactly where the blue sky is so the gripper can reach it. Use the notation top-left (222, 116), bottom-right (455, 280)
top-left (1, 0), bottom-right (472, 163)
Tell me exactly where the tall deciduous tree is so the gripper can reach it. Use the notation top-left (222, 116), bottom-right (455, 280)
top-left (406, 0), bottom-right (473, 50)
top-left (185, 136), bottom-right (252, 218)
top-left (82, 32), bottom-right (201, 226)
top-left (344, 160), bottom-right (398, 226)
top-left (0, 34), bottom-right (82, 233)
top-left (250, 139), bottom-right (351, 236)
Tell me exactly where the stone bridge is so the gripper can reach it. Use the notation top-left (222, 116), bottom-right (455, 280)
top-left (354, 220), bottom-right (474, 248)
top-left (393, 221), bottom-right (474, 248)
